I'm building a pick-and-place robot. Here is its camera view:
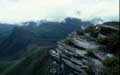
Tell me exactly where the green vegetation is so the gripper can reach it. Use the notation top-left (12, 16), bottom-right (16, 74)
top-left (102, 56), bottom-right (120, 75)
top-left (77, 26), bottom-right (99, 38)
top-left (85, 49), bottom-right (94, 57)
top-left (103, 22), bottom-right (119, 28)
top-left (85, 26), bottom-right (99, 38)
top-left (76, 29), bottom-right (85, 35)
top-left (63, 38), bottom-right (74, 46)
top-left (84, 26), bottom-right (96, 33)
top-left (97, 33), bottom-right (119, 54)
top-left (0, 21), bottom-right (119, 75)
top-left (0, 45), bottom-right (54, 75)
top-left (96, 21), bottom-right (120, 75)
top-left (0, 62), bottom-right (14, 73)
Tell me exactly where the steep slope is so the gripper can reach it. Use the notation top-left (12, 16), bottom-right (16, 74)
top-left (0, 26), bottom-right (40, 60)
top-left (0, 18), bottom-right (91, 60)
top-left (0, 18), bottom-right (92, 74)
top-left (0, 21), bottom-right (119, 75)
top-left (49, 22), bottom-right (119, 75)
top-left (0, 23), bottom-right (15, 44)
top-left (0, 45), bottom-right (54, 75)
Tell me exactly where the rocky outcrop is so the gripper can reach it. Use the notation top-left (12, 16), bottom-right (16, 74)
top-left (96, 25), bottom-right (119, 31)
top-left (95, 25), bottom-right (119, 35)
top-left (48, 30), bottom-right (113, 75)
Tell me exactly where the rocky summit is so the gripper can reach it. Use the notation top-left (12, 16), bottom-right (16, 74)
top-left (49, 26), bottom-right (114, 75)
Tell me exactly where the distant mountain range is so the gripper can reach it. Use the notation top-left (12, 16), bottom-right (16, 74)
top-left (0, 17), bottom-right (92, 60)
top-left (0, 18), bottom-right (119, 75)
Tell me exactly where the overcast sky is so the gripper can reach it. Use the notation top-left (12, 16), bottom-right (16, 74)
top-left (0, 0), bottom-right (119, 23)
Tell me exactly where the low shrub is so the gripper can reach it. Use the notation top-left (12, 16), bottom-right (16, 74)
top-left (63, 38), bottom-right (73, 46)
top-left (97, 33), bottom-right (120, 54)
top-left (102, 56), bottom-right (120, 75)
top-left (76, 29), bottom-right (85, 35)
top-left (84, 26), bottom-right (99, 38)
top-left (85, 49), bottom-right (94, 57)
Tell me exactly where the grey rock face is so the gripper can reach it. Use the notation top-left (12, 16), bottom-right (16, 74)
top-left (48, 31), bottom-right (113, 75)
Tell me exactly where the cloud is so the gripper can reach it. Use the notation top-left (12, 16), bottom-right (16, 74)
top-left (69, 0), bottom-right (119, 21)
top-left (0, 0), bottom-right (119, 23)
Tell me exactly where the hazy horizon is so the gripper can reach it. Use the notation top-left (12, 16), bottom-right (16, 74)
top-left (0, 0), bottom-right (119, 23)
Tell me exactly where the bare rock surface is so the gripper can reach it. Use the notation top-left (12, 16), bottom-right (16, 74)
top-left (48, 30), bottom-right (113, 75)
